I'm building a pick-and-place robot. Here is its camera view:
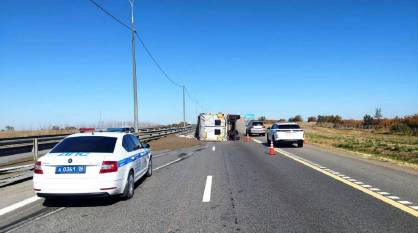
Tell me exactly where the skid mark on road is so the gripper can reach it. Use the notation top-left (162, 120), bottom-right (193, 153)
top-left (271, 147), bottom-right (418, 218)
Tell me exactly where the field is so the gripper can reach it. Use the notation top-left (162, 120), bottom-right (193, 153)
top-left (0, 129), bottom-right (77, 139)
top-left (301, 123), bottom-right (418, 165)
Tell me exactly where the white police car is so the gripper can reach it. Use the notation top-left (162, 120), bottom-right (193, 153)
top-left (33, 132), bottom-right (152, 200)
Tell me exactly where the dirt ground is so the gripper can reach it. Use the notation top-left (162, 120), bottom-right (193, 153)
top-left (147, 134), bottom-right (202, 152)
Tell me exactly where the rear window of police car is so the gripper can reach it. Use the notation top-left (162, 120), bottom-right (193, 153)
top-left (51, 136), bottom-right (117, 153)
top-left (278, 124), bottom-right (300, 129)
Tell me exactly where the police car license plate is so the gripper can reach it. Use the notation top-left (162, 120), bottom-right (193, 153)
top-left (55, 166), bottom-right (86, 174)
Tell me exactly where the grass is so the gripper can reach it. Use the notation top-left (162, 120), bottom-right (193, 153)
top-left (0, 129), bottom-right (78, 139)
top-left (301, 123), bottom-right (418, 165)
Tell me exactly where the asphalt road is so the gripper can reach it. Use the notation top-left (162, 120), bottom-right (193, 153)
top-left (1, 139), bottom-right (418, 233)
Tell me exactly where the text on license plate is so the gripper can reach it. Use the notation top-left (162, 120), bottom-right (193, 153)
top-left (55, 166), bottom-right (86, 174)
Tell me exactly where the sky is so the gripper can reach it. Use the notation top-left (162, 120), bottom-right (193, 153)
top-left (1, 0), bottom-right (417, 129)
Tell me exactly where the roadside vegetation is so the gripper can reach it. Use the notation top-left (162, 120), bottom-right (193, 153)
top-left (0, 127), bottom-right (78, 139)
top-left (261, 110), bottom-right (418, 165)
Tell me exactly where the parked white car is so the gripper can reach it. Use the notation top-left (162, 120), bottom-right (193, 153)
top-left (33, 132), bottom-right (152, 200)
top-left (266, 123), bottom-right (304, 147)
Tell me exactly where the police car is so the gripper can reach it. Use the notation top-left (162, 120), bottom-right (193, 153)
top-left (33, 132), bottom-right (152, 200)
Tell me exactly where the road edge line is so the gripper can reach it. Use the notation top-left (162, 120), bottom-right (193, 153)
top-left (275, 148), bottom-right (418, 218)
top-left (0, 196), bottom-right (41, 217)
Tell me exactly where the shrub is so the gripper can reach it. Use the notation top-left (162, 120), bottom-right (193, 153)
top-left (390, 123), bottom-right (412, 135)
top-left (307, 116), bottom-right (317, 122)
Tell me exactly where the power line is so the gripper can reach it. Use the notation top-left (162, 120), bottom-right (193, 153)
top-left (88, 0), bottom-right (183, 88)
top-left (88, 0), bottom-right (131, 30)
top-left (135, 32), bottom-right (183, 88)
top-left (88, 0), bottom-right (204, 117)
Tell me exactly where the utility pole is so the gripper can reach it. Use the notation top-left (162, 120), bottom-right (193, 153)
top-left (182, 85), bottom-right (186, 127)
top-left (129, 0), bottom-right (139, 132)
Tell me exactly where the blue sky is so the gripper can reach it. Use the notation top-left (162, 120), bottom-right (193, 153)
top-left (1, 0), bottom-right (417, 129)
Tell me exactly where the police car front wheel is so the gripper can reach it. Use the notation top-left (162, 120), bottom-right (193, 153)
top-left (146, 157), bottom-right (152, 177)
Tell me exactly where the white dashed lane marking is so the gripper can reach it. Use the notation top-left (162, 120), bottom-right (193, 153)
top-left (250, 138), bottom-right (418, 217)
top-left (202, 175), bottom-right (213, 202)
top-left (247, 139), bottom-right (418, 218)
top-left (398, 201), bottom-right (413, 205)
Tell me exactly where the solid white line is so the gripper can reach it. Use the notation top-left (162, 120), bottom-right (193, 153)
top-left (7, 207), bottom-right (66, 233)
top-left (398, 201), bottom-right (412, 205)
top-left (253, 139), bottom-right (262, 144)
top-left (387, 196), bottom-right (400, 200)
top-left (370, 188), bottom-right (380, 191)
top-left (361, 185), bottom-right (372, 188)
top-left (354, 181), bottom-right (364, 185)
top-left (153, 157), bottom-right (183, 171)
top-left (202, 175), bottom-right (213, 202)
top-left (378, 192), bottom-right (390, 195)
top-left (0, 196), bottom-right (41, 217)
top-left (342, 176), bottom-right (350, 179)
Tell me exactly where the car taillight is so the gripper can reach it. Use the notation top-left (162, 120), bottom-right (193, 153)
top-left (34, 161), bottom-right (43, 174)
top-left (100, 161), bottom-right (118, 174)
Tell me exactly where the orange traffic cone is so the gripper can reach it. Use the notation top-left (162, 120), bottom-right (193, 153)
top-left (269, 140), bottom-right (275, 156)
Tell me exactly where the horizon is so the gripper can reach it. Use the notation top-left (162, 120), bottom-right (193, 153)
top-left (1, 0), bottom-right (417, 130)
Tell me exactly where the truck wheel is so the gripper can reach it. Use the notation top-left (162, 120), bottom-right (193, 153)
top-left (298, 141), bottom-right (304, 148)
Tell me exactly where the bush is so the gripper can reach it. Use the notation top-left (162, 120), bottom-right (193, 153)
top-left (289, 115), bottom-right (303, 122)
top-left (307, 116), bottom-right (317, 122)
top-left (390, 123), bottom-right (412, 135)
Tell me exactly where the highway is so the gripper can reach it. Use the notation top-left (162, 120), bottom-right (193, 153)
top-left (1, 137), bottom-right (418, 232)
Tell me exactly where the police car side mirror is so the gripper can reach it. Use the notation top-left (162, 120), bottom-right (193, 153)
top-left (143, 143), bottom-right (150, 149)
top-left (267, 127), bottom-right (271, 130)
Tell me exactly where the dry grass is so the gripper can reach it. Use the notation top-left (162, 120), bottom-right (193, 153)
top-left (0, 129), bottom-right (77, 139)
top-left (301, 123), bottom-right (418, 164)
top-left (148, 134), bottom-right (202, 152)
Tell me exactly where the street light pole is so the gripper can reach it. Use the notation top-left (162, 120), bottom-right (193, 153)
top-left (182, 85), bottom-right (186, 127)
top-left (129, 0), bottom-right (139, 132)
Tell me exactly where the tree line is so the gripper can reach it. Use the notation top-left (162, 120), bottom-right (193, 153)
top-left (258, 108), bottom-right (418, 136)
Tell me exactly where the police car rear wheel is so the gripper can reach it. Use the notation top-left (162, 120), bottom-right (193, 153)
top-left (122, 172), bottom-right (134, 200)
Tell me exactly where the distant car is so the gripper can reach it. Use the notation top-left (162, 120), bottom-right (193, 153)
top-left (266, 122), bottom-right (304, 147)
top-left (33, 132), bottom-right (152, 200)
top-left (246, 120), bottom-right (266, 136)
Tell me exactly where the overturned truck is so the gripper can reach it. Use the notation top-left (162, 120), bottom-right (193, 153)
top-left (196, 113), bottom-right (241, 141)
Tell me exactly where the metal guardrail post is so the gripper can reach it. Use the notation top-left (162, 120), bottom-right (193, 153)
top-left (33, 138), bottom-right (38, 161)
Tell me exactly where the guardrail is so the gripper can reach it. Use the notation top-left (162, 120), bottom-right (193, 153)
top-left (0, 125), bottom-right (194, 187)
top-left (0, 125), bottom-right (193, 157)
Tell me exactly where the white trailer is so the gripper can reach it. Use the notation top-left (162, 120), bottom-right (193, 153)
top-left (197, 113), bottom-right (227, 141)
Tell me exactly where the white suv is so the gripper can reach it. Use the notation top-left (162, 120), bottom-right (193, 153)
top-left (267, 123), bottom-right (304, 147)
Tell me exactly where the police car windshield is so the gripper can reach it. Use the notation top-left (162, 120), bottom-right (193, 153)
top-left (50, 136), bottom-right (117, 153)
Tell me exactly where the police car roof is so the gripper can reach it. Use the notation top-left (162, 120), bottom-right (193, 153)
top-left (67, 132), bottom-right (131, 139)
